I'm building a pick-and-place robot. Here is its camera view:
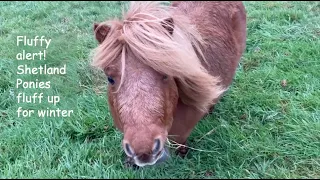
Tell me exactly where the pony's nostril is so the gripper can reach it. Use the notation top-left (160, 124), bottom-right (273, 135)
top-left (124, 143), bottom-right (134, 157)
top-left (152, 138), bottom-right (161, 155)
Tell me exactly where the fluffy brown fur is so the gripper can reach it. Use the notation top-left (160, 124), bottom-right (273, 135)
top-left (92, 1), bottom-right (226, 112)
top-left (91, 1), bottom-right (246, 167)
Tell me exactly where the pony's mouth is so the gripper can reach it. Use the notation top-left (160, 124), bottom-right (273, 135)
top-left (132, 148), bottom-right (169, 167)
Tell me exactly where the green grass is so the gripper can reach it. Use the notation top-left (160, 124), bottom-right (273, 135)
top-left (0, 1), bottom-right (319, 178)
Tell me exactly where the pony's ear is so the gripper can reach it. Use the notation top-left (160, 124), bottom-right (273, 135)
top-left (161, 17), bottom-right (174, 35)
top-left (93, 23), bottom-right (111, 44)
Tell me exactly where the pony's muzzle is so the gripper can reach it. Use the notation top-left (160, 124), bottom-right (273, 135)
top-left (136, 153), bottom-right (153, 163)
top-left (133, 147), bottom-right (169, 167)
top-left (123, 138), bottom-right (170, 167)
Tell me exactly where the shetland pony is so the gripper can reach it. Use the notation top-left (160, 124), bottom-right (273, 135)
top-left (92, 1), bottom-right (246, 167)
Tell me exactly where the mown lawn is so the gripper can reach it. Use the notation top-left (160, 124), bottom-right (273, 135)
top-left (0, 1), bottom-right (319, 178)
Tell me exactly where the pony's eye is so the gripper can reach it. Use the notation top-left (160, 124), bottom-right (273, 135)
top-left (162, 75), bottom-right (168, 80)
top-left (107, 76), bottom-right (115, 85)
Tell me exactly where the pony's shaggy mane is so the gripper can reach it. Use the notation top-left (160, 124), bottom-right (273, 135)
top-left (91, 1), bottom-right (226, 112)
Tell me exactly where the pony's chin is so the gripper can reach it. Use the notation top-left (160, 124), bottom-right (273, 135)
top-left (133, 148), bottom-right (170, 167)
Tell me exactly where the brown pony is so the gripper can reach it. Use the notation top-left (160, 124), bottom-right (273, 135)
top-left (91, 1), bottom-right (246, 167)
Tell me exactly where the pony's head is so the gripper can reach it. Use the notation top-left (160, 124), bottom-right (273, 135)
top-left (91, 1), bottom-right (225, 167)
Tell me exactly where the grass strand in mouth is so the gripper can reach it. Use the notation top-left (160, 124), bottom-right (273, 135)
top-left (165, 138), bottom-right (222, 154)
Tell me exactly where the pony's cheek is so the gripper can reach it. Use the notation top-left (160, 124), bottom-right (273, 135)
top-left (107, 90), bottom-right (124, 132)
top-left (165, 79), bottom-right (179, 130)
top-left (113, 109), bottom-right (124, 132)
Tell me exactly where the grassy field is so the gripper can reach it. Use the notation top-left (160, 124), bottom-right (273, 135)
top-left (0, 1), bottom-right (319, 178)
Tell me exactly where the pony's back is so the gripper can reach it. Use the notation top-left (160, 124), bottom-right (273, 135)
top-left (172, 1), bottom-right (247, 89)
